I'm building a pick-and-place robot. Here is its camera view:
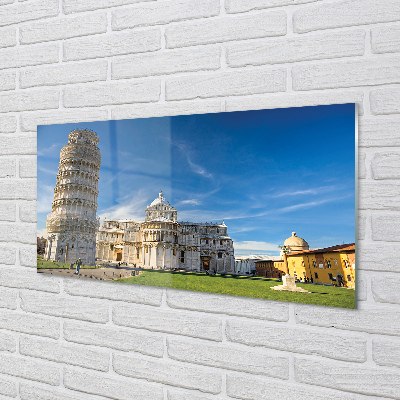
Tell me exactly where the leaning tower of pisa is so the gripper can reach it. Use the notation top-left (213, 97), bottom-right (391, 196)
top-left (45, 129), bottom-right (101, 265)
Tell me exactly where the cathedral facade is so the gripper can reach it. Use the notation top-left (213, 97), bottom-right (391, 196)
top-left (96, 191), bottom-right (235, 273)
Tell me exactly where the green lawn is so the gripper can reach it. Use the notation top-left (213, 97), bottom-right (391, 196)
top-left (37, 258), bottom-right (101, 269)
top-left (115, 269), bottom-right (355, 309)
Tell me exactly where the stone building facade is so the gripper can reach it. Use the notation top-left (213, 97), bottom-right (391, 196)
top-left (45, 129), bottom-right (101, 265)
top-left (96, 191), bottom-right (235, 273)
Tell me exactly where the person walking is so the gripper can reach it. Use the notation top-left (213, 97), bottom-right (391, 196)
top-left (75, 258), bottom-right (82, 275)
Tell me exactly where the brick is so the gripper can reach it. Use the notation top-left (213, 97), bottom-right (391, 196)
top-left (21, 109), bottom-right (108, 132)
top-left (167, 289), bottom-right (289, 321)
top-left (64, 80), bottom-right (160, 108)
top-left (64, 0), bottom-right (156, 14)
top-left (227, 0), bottom-right (317, 13)
top-left (0, 157), bottom-right (15, 178)
top-left (0, 26), bottom-right (15, 48)
top-left (19, 201), bottom-right (37, 222)
top-left (0, 353), bottom-right (59, 386)
top-left (0, 181), bottom-right (36, 201)
top-left (0, 308), bottom-right (59, 338)
top-left (166, 11), bottom-right (286, 48)
top-left (359, 117), bottom-right (400, 147)
top-left (20, 60), bottom-right (108, 89)
top-left (0, 43), bottom-right (59, 70)
top-left (372, 152), bottom-right (400, 179)
top-left (20, 335), bottom-right (110, 372)
top-left (113, 304), bottom-right (222, 341)
top-left (20, 291), bottom-right (109, 323)
top-left (167, 336), bottom-right (289, 378)
top-left (20, 12), bottom-right (107, 45)
top-left (64, 29), bottom-right (160, 61)
top-left (358, 241), bottom-right (400, 272)
top-left (0, 379), bottom-right (17, 398)
top-left (226, 319), bottom-right (366, 362)
top-left (112, 0), bottom-right (219, 30)
top-left (358, 151), bottom-right (366, 179)
top-left (293, 0), bottom-right (400, 33)
top-left (0, 267), bottom-right (60, 293)
top-left (0, 88), bottom-right (59, 113)
top-left (63, 320), bottom-right (164, 357)
top-left (358, 211), bottom-right (366, 240)
top-left (64, 278), bottom-right (162, 306)
top-left (19, 157), bottom-right (36, 178)
top-left (0, 135), bottom-right (36, 154)
top-left (295, 357), bottom-right (400, 399)
top-left (0, 69), bottom-right (16, 91)
top-left (0, 201), bottom-right (15, 221)
top-left (226, 373), bottom-right (369, 400)
top-left (0, 222), bottom-right (36, 243)
top-left (167, 390), bottom-right (216, 400)
top-left (113, 353), bottom-right (222, 394)
top-left (372, 276), bottom-right (400, 304)
top-left (226, 90), bottom-right (364, 114)
top-left (295, 303), bottom-right (400, 336)
top-left (292, 57), bottom-right (400, 91)
top-left (112, 47), bottom-right (220, 79)
top-left (372, 24), bottom-right (400, 54)
top-left (166, 68), bottom-right (285, 101)
top-left (20, 246), bottom-right (37, 267)
top-left (372, 214), bottom-right (400, 241)
top-left (0, 286), bottom-right (17, 309)
top-left (111, 100), bottom-right (221, 120)
top-left (359, 181), bottom-right (400, 210)
top-left (0, 115), bottom-right (17, 133)
top-left (64, 367), bottom-right (164, 400)
top-left (227, 30), bottom-right (365, 67)
top-left (20, 383), bottom-right (111, 400)
top-left (357, 274), bottom-right (367, 301)
top-left (0, 245), bottom-right (15, 264)
top-left (0, 0), bottom-right (58, 27)
top-left (370, 88), bottom-right (400, 115)
top-left (373, 336), bottom-right (400, 368)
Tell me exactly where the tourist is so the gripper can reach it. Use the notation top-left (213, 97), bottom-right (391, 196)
top-left (75, 258), bottom-right (82, 275)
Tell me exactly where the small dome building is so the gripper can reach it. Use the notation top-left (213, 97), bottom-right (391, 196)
top-left (281, 231), bottom-right (309, 256)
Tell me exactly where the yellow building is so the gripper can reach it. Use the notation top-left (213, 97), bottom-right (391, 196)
top-left (285, 244), bottom-right (355, 288)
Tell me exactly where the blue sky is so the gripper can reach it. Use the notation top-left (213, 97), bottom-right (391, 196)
top-left (37, 104), bottom-right (356, 257)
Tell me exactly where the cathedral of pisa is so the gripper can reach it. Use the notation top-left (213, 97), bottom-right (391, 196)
top-left (45, 129), bottom-right (235, 273)
top-left (96, 191), bottom-right (235, 273)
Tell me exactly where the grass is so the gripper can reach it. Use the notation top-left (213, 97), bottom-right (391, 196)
top-left (115, 269), bottom-right (355, 309)
top-left (37, 258), bottom-right (101, 269)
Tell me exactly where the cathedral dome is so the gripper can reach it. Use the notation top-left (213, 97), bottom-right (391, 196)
top-left (283, 231), bottom-right (309, 251)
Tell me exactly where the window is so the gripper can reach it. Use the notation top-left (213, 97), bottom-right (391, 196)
top-left (328, 273), bottom-right (333, 280)
top-left (218, 252), bottom-right (222, 259)
top-left (314, 272), bottom-right (318, 279)
top-left (136, 248), bottom-right (140, 258)
top-left (180, 250), bottom-right (185, 263)
top-left (347, 275), bottom-right (351, 281)
top-left (334, 259), bottom-right (338, 266)
top-left (220, 240), bottom-right (223, 245)
top-left (206, 240), bottom-right (208, 244)
top-left (71, 244), bottom-right (74, 249)
top-left (327, 261), bottom-right (331, 268)
top-left (110, 245), bottom-right (114, 251)
top-left (173, 249), bottom-right (176, 256)
top-left (313, 261), bottom-right (317, 268)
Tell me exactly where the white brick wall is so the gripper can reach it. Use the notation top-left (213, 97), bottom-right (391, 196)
top-left (0, 0), bottom-right (399, 399)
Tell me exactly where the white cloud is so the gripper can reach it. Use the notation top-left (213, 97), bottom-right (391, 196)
top-left (37, 228), bottom-right (47, 238)
top-left (175, 142), bottom-right (213, 179)
top-left (234, 241), bottom-right (280, 252)
top-left (98, 188), bottom-right (150, 221)
top-left (177, 199), bottom-right (202, 206)
top-left (37, 142), bottom-right (62, 157)
top-left (37, 185), bottom-right (54, 213)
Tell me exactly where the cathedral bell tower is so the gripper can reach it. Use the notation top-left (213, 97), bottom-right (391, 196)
top-left (45, 129), bottom-right (101, 265)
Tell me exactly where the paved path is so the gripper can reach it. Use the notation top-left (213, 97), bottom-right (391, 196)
top-left (37, 265), bottom-right (142, 280)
